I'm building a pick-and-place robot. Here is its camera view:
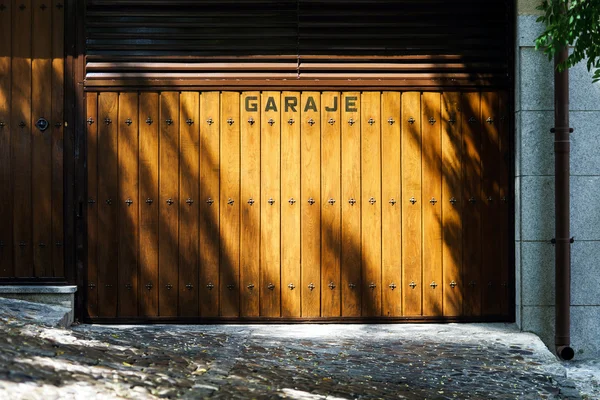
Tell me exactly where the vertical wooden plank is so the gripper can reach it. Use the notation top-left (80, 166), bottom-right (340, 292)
top-left (281, 91), bottom-right (301, 317)
top-left (240, 91), bottom-right (261, 317)
top-left (462, 92), bottom-right (482, 317)
top-left (402, 92), bottom-right (422, 316)
top-left (381, 92), bottom-right (402, 317)
top-left (51, 0), bottom-right (64, 277)
top-left (301, 91), bottom-right (321, 317)
top-left (219, 92), bottom-right (240, 317)
top-left (117, 92), bottom-right (139, 317)
top-left (442, 92), bottom-right (463, 317)
top-left (199, 92), bottom-right (220, 317)
top-left (96, 92), bottom-right (119, 317)
top-left (422, 92), bottom-right (443, 316)
top-left (361, 92), bottom-right (382, 317)
top-left (31, 0), bottom-right (53, 277)
top-left (0, 0), bottom-right (12, 277)
top-left (179, 92), bottom-right (200, 317)
top-left (481, 91), bottom-right (501, 316)
top-left (12, 0), bottom-right (33, 277)
top-left (498, 91), bottom-right (511, 317)
top-left (86, 93), bottom-right (98, 317)
top-left (321, 92), bottom-right (341, 317)
top-left (341, 92), bottom-right (361, 317)
top-left (139, 93), bottom-right (159, 317)
top-left (260, 91), bottom-right (281, 317)
top-left (158, 92), bottom-right (179, 317)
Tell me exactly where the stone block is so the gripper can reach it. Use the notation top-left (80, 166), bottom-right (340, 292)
top-left (519, 111), bottom-right (554, 176)
top-left (0, 286), bottom-right (77, 326)
top-left (571, 176), bottom-right (600, 240)
top-left (0, 297), bottom-right (72, 328)
top-left (570, 60), bottom-right (600, 111)
top-left (519, 48), bottom-right (554, 111)
top-left (515, 57), bottom-right (521, 112)
top-left (571, 306), bottom-right (600, 357)
top-left (570, 111), bottom-right (600, 176)
top-left (521, 176), bottom-right (554, 241)
top-left (515, 240), bottom-right (522, 307)
top-left (571, 241), bottom-right (600, 306)
top-left (521, 305), bottom-right (554, 351)
top-left (521, 241), bottom-right (555, 306)
top-left (514, 111), bottom-right (521, 176)
top-left (517, 14), bottom-right (545, 47)
top-left (515, 176), bottom-right (521, 241)
top-left (521, 306), bottom-right (600, 357)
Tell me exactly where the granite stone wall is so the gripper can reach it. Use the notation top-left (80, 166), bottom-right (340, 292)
top-left (516, 1), bottom-right (600, 357)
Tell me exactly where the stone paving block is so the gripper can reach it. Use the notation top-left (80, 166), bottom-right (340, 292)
top-left (0, 311), bottom-right (584, 399)
top-left (564, 359), bottom-right (600, 399)
top-left (0, 286), bottom-right (77, 327)
top-left (0, 297), bottom-right (71, 328)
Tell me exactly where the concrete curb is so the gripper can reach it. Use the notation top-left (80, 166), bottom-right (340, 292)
top-left (0, 285), bottom-right (77, 294)
top-left (0, 286), bottom-right (77, 326)
top-left (0, 296), bottom-right (73, 328)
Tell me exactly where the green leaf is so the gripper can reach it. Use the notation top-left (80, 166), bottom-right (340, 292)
top-left (535, 0), bottom-right (600, 83)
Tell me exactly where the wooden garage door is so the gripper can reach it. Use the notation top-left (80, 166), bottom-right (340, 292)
top-left (85, 91), bottom-right (510, 321)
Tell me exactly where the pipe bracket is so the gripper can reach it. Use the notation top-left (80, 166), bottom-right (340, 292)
top-left (550, 127), bottom-right (574, 134)
top-left (551, 237), bottom-right (575, 245)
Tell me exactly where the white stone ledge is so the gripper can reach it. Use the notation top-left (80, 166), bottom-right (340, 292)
top-left (0, 285), bottom-right (77, 294)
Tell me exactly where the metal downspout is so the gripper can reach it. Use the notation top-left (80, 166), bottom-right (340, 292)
top-left (553, 46), bottom-right (575, 361)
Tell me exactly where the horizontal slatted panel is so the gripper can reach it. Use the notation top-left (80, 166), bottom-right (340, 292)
top-left (84, 0), bottom-right (511, 89)
top-left (86, 0), bottom-right (298, 56)
top-left (299, 1), bottom-right (508, 53)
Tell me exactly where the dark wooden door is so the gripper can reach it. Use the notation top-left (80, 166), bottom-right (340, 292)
top-left (0, 0), bottom-right (65, 279)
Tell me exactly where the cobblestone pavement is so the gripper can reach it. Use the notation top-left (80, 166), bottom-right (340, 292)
top-left (0, 299), bottom-right (584, 399)
top-left (564, 359), bottom-right (600, 399)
